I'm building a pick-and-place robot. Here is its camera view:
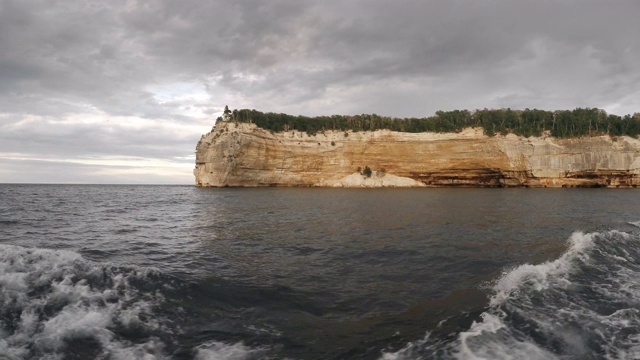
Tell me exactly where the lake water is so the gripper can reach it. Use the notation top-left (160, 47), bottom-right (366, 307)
top-left (1, 185), bottom-right (640, 359)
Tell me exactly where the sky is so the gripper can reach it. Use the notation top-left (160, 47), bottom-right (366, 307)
top-left (1, 0), bottom-right (639, 184)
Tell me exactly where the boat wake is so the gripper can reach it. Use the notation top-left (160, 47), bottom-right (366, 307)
top-left (0, 244), bottom-right (268, 360)
top-left (383, 227), bottom-right (640, 359)
top-left (5, 224), bottom-right (640, 359)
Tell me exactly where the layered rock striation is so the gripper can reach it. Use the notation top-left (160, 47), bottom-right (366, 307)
top-left (194, 122), bottom-right (640, 188)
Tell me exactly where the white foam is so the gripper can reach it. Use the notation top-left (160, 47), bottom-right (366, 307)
top-left (379, 332), bottom-right (438, 360)
top-left (382, 230), bottom-right (640, 359)
top-left (193, 341), bottom-right (269, 360)
top-left (454, 313), bottom-right (557, 360)
top-left (629, 221), bottom-right (640, 228)
top-left (460, 230), bottom-right (640, 359)
top-left (490, 231), bottom-right (596, 306)
top-left (0, 244), bottom-right (168, 359)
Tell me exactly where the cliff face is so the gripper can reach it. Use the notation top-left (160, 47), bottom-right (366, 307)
top-left (194, 122), bottom-right (640, 188)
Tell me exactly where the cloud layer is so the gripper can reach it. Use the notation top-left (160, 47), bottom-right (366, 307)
top-left (1, 0), bottom-right (639, 183)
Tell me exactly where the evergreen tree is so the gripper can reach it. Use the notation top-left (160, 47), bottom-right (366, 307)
top-left (225, 107), bottom-right (640, 139)
top-left (223, 105), bottom-right (231, 121)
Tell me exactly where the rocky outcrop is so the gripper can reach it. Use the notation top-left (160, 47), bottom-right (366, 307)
top-left (194, 122), bottom-right (640, 188)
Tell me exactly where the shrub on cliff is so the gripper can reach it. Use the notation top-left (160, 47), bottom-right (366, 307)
top-left (362, 166), bottom-right (372, 178)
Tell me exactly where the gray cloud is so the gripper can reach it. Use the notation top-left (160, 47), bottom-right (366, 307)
top-left (1, 0), bottom-right (640, 183)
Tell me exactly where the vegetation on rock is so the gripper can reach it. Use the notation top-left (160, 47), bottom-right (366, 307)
top-left (362, 166), bottom-right (372, 178)
top-left (216, 107), bottom-right (640, 138)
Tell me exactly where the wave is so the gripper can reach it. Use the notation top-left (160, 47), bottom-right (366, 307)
top-left (193, 341), bottom-right (270, 360)
top-left (0, 245), bottom-right (233, 360)
top-left (0, 244), bottom-right (276, 360)
top-left (382, 229), bottom-right (640, 359)
top-left (0, 244), bottom-right (172, 359)
top-left (628, 221), bottom-right (640, 228)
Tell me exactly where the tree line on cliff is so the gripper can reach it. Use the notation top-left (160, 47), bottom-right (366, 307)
top-left (217, 106), bottom-right (640, 138)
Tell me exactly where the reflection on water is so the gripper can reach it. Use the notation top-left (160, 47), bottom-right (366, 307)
top-left (188, 188), bottom-right (630, 295)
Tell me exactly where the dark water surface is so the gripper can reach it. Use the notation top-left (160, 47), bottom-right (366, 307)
top-left (1, 185), bottom-right (640, 359)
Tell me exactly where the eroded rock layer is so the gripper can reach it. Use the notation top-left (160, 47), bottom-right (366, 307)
top-left (194, 122), bottom-right (640, 188)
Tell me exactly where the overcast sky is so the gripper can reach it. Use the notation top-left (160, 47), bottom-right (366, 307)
top-left (1, 0), bottom-right (639, 184)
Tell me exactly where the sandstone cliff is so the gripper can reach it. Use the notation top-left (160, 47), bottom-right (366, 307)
top-left (194, 122), bottom-right (640, 188)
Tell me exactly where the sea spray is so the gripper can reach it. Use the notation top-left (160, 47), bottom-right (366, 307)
top-left (193, 341), bottom-right (270, 360)
top-left (458, 229), bottom-right (640, 359)
top-left (382, 229), bottom-right (640, 359)
top-left (0, 244), bottom-right (168, 359)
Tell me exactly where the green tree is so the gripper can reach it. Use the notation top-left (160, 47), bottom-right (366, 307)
top-left (223, 107), bottom-right (640, 139)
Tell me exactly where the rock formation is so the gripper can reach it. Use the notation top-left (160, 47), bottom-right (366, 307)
top-left (194, 121), bottom-right (640, 188)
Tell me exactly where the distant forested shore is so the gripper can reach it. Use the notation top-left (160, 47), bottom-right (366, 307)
top-left (216, 107), bottom-right (640, 138)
